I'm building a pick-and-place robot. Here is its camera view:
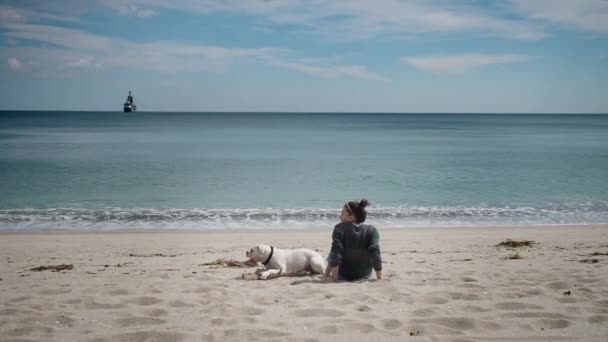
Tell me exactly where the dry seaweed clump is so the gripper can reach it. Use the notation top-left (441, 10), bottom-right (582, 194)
top-left (30, 264), bottom-right (74, 272)
top-left (201, 258), bottom-right (257, 268)
top-left (505, 252), bottom-right (523, 260)
top-left (497, 239), bottom-right (536, 248)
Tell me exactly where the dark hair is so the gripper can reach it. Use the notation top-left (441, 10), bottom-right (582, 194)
top-left (345, 199), bottom-right (370, 224)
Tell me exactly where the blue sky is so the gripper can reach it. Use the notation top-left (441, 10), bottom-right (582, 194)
top-left (1, 0), bottom-right (607, 112)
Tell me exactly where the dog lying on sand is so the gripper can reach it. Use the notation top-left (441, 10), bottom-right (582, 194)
top-left (246, 244), bottom-right (326, 280)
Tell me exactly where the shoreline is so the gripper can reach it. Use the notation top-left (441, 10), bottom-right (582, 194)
top-left (1, 223), bottom-right (607, 235)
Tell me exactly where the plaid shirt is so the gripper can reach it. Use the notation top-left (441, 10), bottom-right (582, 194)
top-left (328, 222), bottom-right (382, 281)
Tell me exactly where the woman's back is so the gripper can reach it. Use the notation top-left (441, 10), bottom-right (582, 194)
top-left (329, 222), bottom-right (382, 281)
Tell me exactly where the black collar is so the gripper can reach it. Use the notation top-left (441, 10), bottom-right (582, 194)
top-left (263, 246), bottom-right (274, 265)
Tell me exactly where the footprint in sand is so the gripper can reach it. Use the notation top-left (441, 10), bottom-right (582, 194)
top-left (210, 318), bottom-right (226, 326)
top-left (106, 289), bottom-right (129, 296)
top-left (556, 297), bottom-right (577, 303)
top-left (2, 325), bottom-right (54, 337)
top-left (411, 307), bottom-right (439, 317)
top-left (168, 300), bottom-right (195, 308)
top-left (502, 312), bottom-right (567, 319)
top-left (318, 325), bottom-right (341, 334)
top-left (114, 317), bottom-right (166, 328)
top-left (356, 305), bottom-right (372, 312)
top-left (143, 308), bottom-right (168, 317)
top-left (8, 296), bottom-right (31, 303)
top-left (448, 292), bottom-right (481, 301)
top-left (85, 301), bottom-right (125, 310)
top-left (39, 288), bottom-right (72, 295)
top-left (239, 307), bottom-right (265, 316)
top-left (241, 328), bottom-right (290, 340)
top-left (344, 322), bottom-right (376, 334)
top-left (546, 281), bottom-right (569, 290)
top-left (293, 308), bottom-right (345, 317)
top-left (537, 318), bottom-right (570, 329)
top-left (18, 314), bottom-right (75, 326)
top-left (412, 317), bottom-right (476, 330)
top-left (494, 302), bottom-right (544, 310)
top-left (190, 286), bottom-right (211, 293)
top-left (588, 316), bottom-right (607, 324)
top-left (462, 305), bottom-right (492, 313)
top-left (381, 319), bottom-right (403, 329)
top-left (126, 296), bottom-right (163, 306)
top-left (461, 276), bottom-right (478, 282)
top-left (422, 296), bottom-right (449, 304)
top-left (89, 331), bottom-right (185, 342)
top-left (596, 299), bottom-right (608, 307)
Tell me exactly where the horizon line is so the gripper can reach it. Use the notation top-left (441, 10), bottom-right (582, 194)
top-left (1, 110), bottom-right (607, 115)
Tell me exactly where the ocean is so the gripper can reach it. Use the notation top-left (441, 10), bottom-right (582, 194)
top-left (1, 112), bottom-right (607, 230)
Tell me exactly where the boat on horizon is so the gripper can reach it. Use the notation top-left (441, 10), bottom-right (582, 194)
top-left (123, 91), bottom-right (137, 112)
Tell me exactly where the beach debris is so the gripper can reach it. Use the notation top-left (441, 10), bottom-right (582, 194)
top-left (201, 258), bottom-right (257, 268)
top-left (579, 259), bottom-right (599, 264)
top-left (505, 252), bottom-right (523, 260)
top-left (563, 290), bottom-right (571, 295)
top-left (30, 264), bottom-right (73, 272)
top-left (449, 258), bottom-right (473, 262)
top-left (496, 239), bottom-right (536, 248)
top-left (127, 253), bottom-right (176, 257)
top-left (589, 252), bottom-right (608, 256)
top-left (409, 330), bottom-right (421, 336)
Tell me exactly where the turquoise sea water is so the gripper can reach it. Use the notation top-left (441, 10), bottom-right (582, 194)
top-left (1, 112), bottom-right (607, 230)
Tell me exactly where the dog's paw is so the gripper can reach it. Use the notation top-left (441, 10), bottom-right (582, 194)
top-left (259, 271), bottom-right (271, 280)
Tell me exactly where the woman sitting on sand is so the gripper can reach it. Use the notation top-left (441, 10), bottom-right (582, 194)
top-left (325, 199), bottom-right (382, 282)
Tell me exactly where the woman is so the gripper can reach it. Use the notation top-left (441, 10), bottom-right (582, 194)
top-left (325, 199), bottom-right (382, 282)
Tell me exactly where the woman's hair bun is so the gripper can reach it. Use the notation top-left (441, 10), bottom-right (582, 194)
top-left (359, 199), bottom-right (370, 208)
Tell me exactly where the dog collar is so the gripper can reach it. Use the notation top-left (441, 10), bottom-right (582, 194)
top-left (263, 246), bottom-right (274, 265)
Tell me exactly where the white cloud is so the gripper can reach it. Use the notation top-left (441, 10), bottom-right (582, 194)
top-left (63, 56), bottom-right (102, 70)
top-left (0, 5), bottom-right (26, 23)
top-left (510, 0), bottom-right (608, 34)
top-left (401, 54), bottom-right (531, 73)
top-left (113, 4), bottom-right (157, 18)
top-left (1, 23), bottom-right (384, 80)
top-left (7, 57), bottom-right (22, 70)
top-left (98, 0), bottom-right (548, 40)
top-left (265, 57), bottom-right (386, 80)
top-left (4, 24), bottom-right (114, 50)
top-left (0, 4), bottom-right (81, 24)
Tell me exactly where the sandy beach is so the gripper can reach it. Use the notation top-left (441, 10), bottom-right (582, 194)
top-left (1, 225), bottom-right (607, 342)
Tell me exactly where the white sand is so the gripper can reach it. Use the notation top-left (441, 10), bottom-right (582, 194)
top-left (1, 225), bottom-right (607, 342)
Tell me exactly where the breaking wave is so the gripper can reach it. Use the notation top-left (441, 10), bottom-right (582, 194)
top-left (1, 201), bottom-right (607, 230)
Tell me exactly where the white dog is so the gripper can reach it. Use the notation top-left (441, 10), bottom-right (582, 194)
top-left (246, 244), bottom-right (326, 280)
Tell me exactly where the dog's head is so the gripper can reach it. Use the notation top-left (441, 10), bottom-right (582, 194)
top-left (246, 244), bottom-right (271, 262)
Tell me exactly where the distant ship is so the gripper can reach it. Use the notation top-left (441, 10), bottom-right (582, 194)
top-left (123, 91), bottom-right (137, 112)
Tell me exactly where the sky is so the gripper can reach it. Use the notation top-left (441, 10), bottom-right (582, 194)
top-left (0, 0), bottom-right (607, 113)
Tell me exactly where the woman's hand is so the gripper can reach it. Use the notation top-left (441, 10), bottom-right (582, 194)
top-left (323, 266), bottom-right (339, 282)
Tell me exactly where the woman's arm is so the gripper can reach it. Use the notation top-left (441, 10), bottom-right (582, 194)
top-left (368, 227), bottom-right (383, 276)
top-left (327, 226), bottom-right (344, 267)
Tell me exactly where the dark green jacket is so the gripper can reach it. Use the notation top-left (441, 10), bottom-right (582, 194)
top-left (328, 222), bottom-right (382, 281)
